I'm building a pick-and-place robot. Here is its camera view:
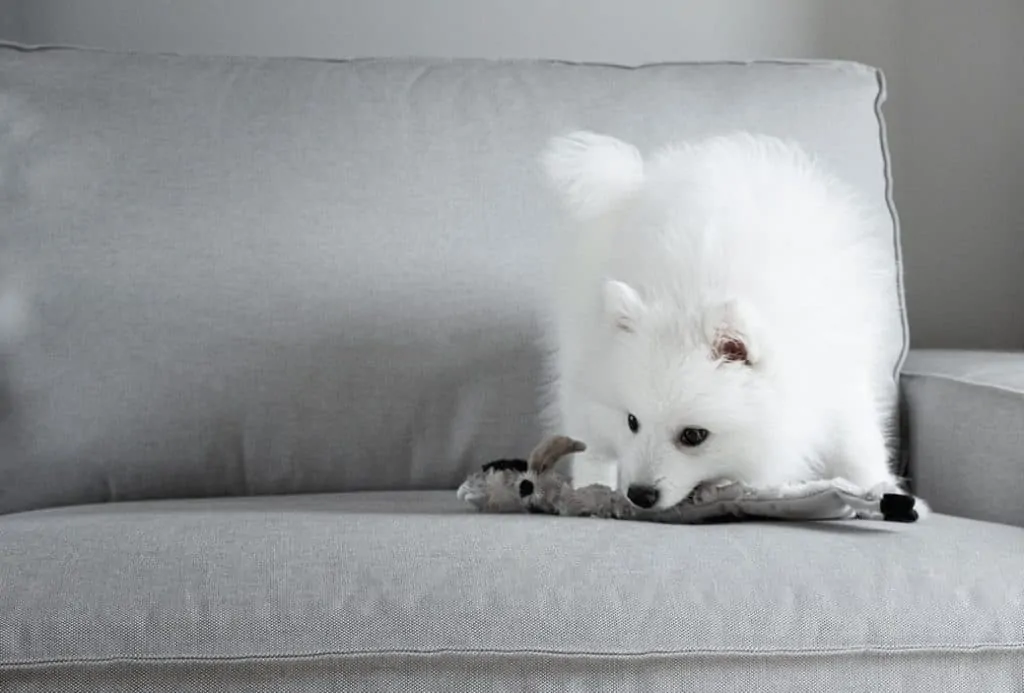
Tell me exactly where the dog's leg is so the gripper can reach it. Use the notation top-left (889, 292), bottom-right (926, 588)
top-left (570, 450), bottom-right (619, 490)
top-left (831, 406), bottom-right (932, 520)
top-left (828, 387), bottom-right (907, 496)
top-left (557, 382), bottom-right (620, 490)
top-left (564, 401), bottom-right (618, 489)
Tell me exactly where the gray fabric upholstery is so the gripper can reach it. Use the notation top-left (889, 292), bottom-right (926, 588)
top-left (0, 42), bottom-right (907, 514)
top-left (2, 492), bottom-right (1022, 691)
top-left (4, 652), bottom-right (1022, 693)
top-left (901, 349), bottom-right (1024, 528)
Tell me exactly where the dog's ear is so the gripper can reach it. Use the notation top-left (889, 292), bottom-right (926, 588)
top-left (705, 300), bottom-right (759, 366)
top-left (603, 279), bottom-right (646, 334)
top-left (540, 131), bottom-right (644, 220)
top-left (713, 333), bottom-right (751, 364)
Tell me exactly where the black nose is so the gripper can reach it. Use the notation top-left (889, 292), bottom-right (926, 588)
top-left (627, 485), bottom-right (659, 509)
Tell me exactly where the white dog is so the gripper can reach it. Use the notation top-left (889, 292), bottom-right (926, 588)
top-left (538, 131), bottom-right (907, 511)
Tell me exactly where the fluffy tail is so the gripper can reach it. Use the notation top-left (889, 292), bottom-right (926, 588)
top-left (540, 131), bottom-right (645, 221)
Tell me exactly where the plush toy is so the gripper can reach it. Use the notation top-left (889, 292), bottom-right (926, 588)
top-left (457, 436), bottom-right (919, 523)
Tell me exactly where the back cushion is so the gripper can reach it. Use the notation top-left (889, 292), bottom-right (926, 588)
top-left (0, 44), bottom-right (907, 514)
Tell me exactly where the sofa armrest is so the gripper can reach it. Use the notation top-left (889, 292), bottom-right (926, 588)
top-left (900, 349), bottom-right (1024, 527)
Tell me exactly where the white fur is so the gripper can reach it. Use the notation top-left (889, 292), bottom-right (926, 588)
top-left (540, 131), bottom-right (645, 221)
top-left (539, 130), bottom-right (911, 512)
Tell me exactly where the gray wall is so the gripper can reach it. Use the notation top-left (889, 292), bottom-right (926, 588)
top-left (4, 0), bottom-right (1023, 350)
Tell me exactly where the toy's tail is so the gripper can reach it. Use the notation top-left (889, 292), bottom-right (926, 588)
top-left (527, 435), bottom-right (586, 473)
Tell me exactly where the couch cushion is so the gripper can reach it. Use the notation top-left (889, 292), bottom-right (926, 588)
top-left (901, 349), bottom-right (1024, 527)
top-left (0, 42), bottom-right (907, 514)
top-left (2, 492), bottom-right (1021, 691)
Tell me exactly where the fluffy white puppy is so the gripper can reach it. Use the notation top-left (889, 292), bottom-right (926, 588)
top-left (539, 131), bottom-right (906, 511)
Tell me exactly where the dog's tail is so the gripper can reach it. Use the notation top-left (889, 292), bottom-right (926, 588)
top-left (540, 131), bottom-right (645, 222)
top-left (538, 132), bottom-right (645, 331)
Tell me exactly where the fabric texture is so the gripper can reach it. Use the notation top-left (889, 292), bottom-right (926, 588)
top-left (4, 652), bottom-right (1022, 693)
top-left (2, 491), bottom-right (1022, 691)
top-left (0, 42), bottom-right (906, 514)
top-left (901, 349), bottom-right (1024, 528)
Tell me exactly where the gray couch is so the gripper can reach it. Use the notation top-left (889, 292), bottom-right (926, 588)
top-left (1, 42), bottom-right (1021, 692)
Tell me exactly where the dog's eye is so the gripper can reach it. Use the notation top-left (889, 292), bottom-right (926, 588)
top-left (678, 427), bottom-right (709, 447)
top-left (627, 413), bottom-right (640, 434)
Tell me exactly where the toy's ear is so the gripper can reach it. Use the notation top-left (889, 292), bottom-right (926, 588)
top-left (528, 435), bottom-right (587, 473)
top-left (541, 131), bottom-right (645, 221)
top-left (704, 299), bottom-right (760, 366)
top-left (603, 279), bottom-right (646, 334)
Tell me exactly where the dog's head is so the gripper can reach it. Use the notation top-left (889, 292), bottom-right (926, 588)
top-left (596, 283), bottom-right (779, 509)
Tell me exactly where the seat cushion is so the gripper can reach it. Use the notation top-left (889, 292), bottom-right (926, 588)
top-left (1, 42), bottom-right (907, 515)
top-left (2, 492), bottom-right (1021, 692)
top-left (902, 349), bottom-right (1024, 527)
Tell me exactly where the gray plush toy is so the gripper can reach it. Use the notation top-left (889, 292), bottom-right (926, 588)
top-left (457, 436), bottom-right (920, 523)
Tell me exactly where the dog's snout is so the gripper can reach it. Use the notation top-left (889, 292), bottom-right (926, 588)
top-left (627, 484), bottom-right (659, 509)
